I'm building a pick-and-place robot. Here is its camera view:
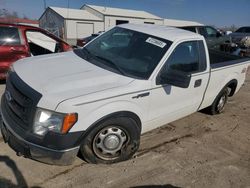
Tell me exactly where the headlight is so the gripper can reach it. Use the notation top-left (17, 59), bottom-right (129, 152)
top-left (33, 108), bottom-right (77, 136)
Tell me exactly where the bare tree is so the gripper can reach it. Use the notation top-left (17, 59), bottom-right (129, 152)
top-left (23, 14), bottom-right (28, 19)
top-left (1, 8), bottom-right (9, 17)
top-left (0, 9), bottom-right (28, 19)
top-left (220, 24), bottom-right (238, 32)
top-left (11, 11), bottom-right (19, 18)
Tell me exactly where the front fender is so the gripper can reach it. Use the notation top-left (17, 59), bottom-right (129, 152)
top-left (56, 97), bottom-right (149, 133)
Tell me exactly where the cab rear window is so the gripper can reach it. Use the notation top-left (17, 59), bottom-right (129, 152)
top-left (0, 26), bottom-right (21, 45)
top-left (180, 27), bottom-right (196, 33)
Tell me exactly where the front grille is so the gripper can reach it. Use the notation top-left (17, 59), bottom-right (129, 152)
top-left (3, 72), bottom-right (42, 130)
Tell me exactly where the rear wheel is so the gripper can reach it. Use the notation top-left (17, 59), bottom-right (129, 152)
top-left (209, 88), bottom-right (229, 115)
top-left (80, 117), bottom-right (140, 164)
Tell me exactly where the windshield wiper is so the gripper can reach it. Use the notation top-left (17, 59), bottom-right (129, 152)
top-left (81, 48), bottom-right (126, 76)
top-left (93, 55), bottom-right (126, 76)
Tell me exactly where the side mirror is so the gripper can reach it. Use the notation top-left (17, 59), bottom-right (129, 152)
top-left (156, 69), bottom-right (191, 88)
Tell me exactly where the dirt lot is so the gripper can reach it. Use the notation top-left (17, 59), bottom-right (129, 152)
top-left (0, 73), bottom-right (250, 188)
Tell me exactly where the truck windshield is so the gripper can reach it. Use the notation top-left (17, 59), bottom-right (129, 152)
top-left (79, 27), bottom-right (172, 79)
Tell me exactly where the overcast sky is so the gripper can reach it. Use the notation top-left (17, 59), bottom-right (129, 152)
top-left (0, 0), bottom-right (249, 27)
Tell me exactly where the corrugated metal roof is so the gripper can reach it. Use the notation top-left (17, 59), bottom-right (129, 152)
top-left (50, 7), bottom-right (102, 21)
top-left (164, 19), bottom-right (203, 27)
top-left (84, 4), bottom-right (162, 20)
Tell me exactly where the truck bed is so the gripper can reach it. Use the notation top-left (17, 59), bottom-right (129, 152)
top-left (199, 49), bottom-right (250, 110)
top-left (209, 49), bottom-right (249, 65)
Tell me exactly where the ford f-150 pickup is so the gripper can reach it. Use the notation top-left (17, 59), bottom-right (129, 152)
top-left (1, 24), bottom-right (250, 165)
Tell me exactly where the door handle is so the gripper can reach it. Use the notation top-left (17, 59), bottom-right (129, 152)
top-left (132, 92), bottom-right (150, 99)
top-left (194, 79), bottom-right (202, 88)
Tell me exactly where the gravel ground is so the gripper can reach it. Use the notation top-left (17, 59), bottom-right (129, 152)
top-left (0, 73), bottom-right (249, 188)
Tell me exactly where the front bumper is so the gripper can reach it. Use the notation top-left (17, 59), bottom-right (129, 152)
top-left (1, 120), bottom-right (80, 165)
top-left (1, 71), bottom-right (84, 165)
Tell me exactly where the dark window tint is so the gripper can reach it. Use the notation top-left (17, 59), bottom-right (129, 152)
top-left (204, 27), bottom-right (217, 38)
top-left (235, 27), bottom-right (245, 33)
top-left (144, 22), bottom-right (155, 24)
top-left (165, 41), bottom-right (204, 73)
top-left (180, 27), bottom-right (196, 33)
top-left (0, 26), bottom-right (21, 45)
top-left (198, 41), bottom-right (207, 71)
top-left (116, 20), bottom-right (129, 25)
top-left (236, 27), bottom-right (250, 33)
top-left (198, 27), bottom-right (207, 37)
top-left (83, 27), bottom-right (172, 79)
top-left (246, 27), bottom-right (250, 33)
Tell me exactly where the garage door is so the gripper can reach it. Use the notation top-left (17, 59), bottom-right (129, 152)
top-left (76, 23), bottom-right (94, 39)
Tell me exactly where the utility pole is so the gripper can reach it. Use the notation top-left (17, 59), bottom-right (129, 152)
top-left (43, 0), bottom-right (47, 10)
top-left (67, 0), bottom-right (69, 18)
top-left (104, 0), bottom-right (107, 12)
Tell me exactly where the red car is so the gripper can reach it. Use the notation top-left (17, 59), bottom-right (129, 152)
top-left (0, 23), bottom-right (72, 79)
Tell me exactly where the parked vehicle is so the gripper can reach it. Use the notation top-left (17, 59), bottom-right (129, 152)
top-left (0, 23), bottom-right (72, 80)
top-left (220, 27), bottom-right (250, 57)
top-left (229, 27), bottom-right (250, 47)
top-left (179, 25), bottom-right (248, 56)
top-left (225, 31), bottom-right (232, 35)
top-left (76, 33), bottom-right (100, 47)
top-left (179, 25), bottom-right (230, 49)
top-left (1, 24), bottom-right (250, 166)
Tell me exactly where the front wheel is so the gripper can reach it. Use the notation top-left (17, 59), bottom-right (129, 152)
top-left (80, 117), bottom-right (140, 164)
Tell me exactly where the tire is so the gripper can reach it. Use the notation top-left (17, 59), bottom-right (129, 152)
top-left (80, 117), bottom-right (140, 164)
top-left (208, 87), bottom-right (229, 115)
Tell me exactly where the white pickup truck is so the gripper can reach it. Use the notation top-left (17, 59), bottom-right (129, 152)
top-left (1, 24), bottom-right (250, 165)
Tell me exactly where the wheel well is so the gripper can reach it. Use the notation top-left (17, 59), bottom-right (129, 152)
top-left (226, 79), bottom-right (238, 97)
top-left (86, 111), bottom-right (142, 134)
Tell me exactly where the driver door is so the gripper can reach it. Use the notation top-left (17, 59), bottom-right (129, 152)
top-left (146, 40), bottom-right (209, 131)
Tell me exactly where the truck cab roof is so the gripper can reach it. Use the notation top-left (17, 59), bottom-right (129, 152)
top-left (119, 23), bottom-right (204, 42)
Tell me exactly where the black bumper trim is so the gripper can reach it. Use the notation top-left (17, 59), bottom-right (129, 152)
top-left (1, 96), bottom-right (85, 150)
top-left (1, 121), bottom-right (79, 165)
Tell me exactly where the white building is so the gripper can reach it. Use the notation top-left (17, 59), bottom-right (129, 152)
top-left (39, 4), bottom-right (164, 45)
top-left (81, 5), bottom-right (164, 30)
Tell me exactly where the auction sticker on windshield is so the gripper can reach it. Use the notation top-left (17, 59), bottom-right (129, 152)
top-left (146, 37), bottom-right (166, 48)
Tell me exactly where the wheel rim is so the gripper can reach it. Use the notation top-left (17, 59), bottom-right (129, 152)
top-left (93, 126), bottom-right (128, 160)
top-left (217, 95), bottom-right (226, 112)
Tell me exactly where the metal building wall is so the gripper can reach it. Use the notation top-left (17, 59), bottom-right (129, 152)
top-left (65, 19), bottom-right (104, 45)
top-left (39, 9), bottom-right (65, 39)
top-left (104, 16), bottom-right (164, 31)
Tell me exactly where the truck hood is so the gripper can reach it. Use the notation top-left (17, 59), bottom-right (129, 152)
top-left (13, 51), bottom-right (134, 109)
